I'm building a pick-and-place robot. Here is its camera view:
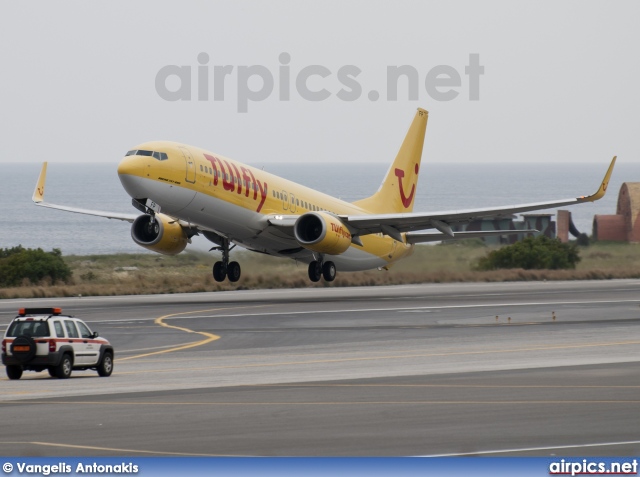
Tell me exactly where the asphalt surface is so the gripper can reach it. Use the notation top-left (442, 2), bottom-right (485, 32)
top-left (1, 280), bottom-right (639, 456)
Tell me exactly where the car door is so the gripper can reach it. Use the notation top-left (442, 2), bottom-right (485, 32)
top-left (63, 319), bottom-right (87, 365)
top-left (76, 321), bottom-right (100, 366)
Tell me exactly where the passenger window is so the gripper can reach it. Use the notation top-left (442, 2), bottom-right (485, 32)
top-left (33, 322), bottom-right (48, 337)
top-left (64, 320), bottom-right (79, 338)
top-left (77, 322), bottom-right (92, 339)
top-left (53, 321), bottom-right (65, 338)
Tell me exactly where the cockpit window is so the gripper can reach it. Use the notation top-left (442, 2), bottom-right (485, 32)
top-left (125, 150), bottom-right (168, 160)
top-left (153, 152), bottom-right (168, 161)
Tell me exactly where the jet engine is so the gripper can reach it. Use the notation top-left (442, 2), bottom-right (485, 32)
top-left (294, 211), bottom-right (352, 255)
top-left (131, 213), bottom-right (188, 255)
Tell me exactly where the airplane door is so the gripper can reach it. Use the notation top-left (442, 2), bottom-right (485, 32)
top-left (179, 147), bottom-right (196, 184)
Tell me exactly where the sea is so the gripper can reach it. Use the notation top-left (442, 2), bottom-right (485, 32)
top-left (1, 162), bottom-right (638, 256)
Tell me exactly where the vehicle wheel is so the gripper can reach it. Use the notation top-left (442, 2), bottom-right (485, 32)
top-left (97, 352), bottom-right (113, 377)
top-left (55, 354), bottom-right (73, 379)
top-left (10, 335), bottom-right (37, 363)
top-left (227, 261), bottom-right (241, 282)
top-left (47, 366), bottom-right (56, 378)
top-left (212, 261), bottom-right (226, 282)
top-left (322, 261), bottom-right (336, 282)
top-left (6, 365), bottom-right (22, 380)
top-left (308, 261), bottom-right (322, 282)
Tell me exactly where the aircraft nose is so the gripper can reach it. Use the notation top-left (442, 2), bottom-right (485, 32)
top-left (117, 156), bottom-right (141, 177)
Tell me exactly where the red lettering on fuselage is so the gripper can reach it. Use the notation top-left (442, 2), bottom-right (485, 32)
top-left (222, 160), bottom-right (235, 192)
top-left (256, 180), bottom-right (268, 213)
top-left (203, 153), bottom-right (224, 186)
top-left (246, 168), bottom-right (259, 201)
top-left (202, 153), bottom-right (268, 212)
top-left (241, 167), bottom-right (252, 198)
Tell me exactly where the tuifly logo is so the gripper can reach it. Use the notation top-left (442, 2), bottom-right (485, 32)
top-left (395, 164), bottom-right (419, 208)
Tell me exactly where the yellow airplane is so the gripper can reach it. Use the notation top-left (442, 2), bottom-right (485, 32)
top-left (32, 108), bottom-right (616, 283)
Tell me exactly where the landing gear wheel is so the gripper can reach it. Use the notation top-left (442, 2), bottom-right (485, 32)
top-left (213, 261), bottom-right (226, 282)
top-left (6, 365), bottom-right (22, 380)
top-left (97, 352), bottom-right (113, 377)
top-left (308, 261), bottom-right (322, 282)
top-left (55, 354), bottom-right (73, 379)
top-left (322, 261), bottom-right (337, 282)
top-left (227, 261), bottom-right (241, 282)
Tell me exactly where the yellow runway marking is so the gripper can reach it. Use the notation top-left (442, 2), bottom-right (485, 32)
top-left (113, 339), bottom-right (640, 373)
top-left (118, 305), bottom-right (270, 361)
top-left (0, 441), bottom-right (241, 457)
top-left (118, 341), bottom-right (204, 354)
top-left (117, 308), bottom-right (225, 361)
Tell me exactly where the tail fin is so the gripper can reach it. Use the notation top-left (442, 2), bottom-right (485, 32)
top-left (353, 108), bottom-right (428, 213)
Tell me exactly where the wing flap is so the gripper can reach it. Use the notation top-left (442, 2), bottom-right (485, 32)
top-left (406, 229), bottom-right (538, 244)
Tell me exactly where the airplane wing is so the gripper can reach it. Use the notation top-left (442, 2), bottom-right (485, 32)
top-left (339, 156), bottom-right (616, 240)
top-left (267, 156), bottom-right (615, 243)
top-left (32, 162), bottom-right (139, 222)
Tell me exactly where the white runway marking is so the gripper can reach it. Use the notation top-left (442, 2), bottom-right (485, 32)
top-left (161, 298), bottom-right (640, 320)
top-left (422, 440), bottom-right (640, 456)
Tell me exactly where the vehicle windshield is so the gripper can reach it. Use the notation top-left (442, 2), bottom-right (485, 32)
top-left (7, 321), bottom-right (49, 337)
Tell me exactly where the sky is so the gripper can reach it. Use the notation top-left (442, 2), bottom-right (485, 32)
top-left (1, 1), bottom-right (638, 165)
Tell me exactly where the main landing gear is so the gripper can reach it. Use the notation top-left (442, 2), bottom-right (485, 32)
top-left (211, 238), bottom-right (241, 283)
top-left (308, 258), bottom-right (336, 283)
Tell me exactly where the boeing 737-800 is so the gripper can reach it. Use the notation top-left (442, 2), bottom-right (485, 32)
top-left (32, 109), bottom-right (616, 283)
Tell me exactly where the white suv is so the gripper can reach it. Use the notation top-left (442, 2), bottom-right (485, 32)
top-left (2, 307), bottom-right (114, 380)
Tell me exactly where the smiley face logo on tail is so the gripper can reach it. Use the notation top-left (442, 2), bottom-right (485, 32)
top-left (394, 163), bottom-right (419, 208)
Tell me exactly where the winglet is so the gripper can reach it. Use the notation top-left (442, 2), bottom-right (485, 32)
top-left (33, 162), bottom-right (48, 203)
top-left (581, 156), bottom-right (616, 202)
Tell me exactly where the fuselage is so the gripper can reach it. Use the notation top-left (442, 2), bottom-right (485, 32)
top-left (117, 141), bottom-right (414, 271)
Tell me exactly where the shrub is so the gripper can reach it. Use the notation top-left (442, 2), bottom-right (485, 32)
top-left (476, 236), bottom-right (581, 271)
top-left (0, 246), bottom-right (72, 287)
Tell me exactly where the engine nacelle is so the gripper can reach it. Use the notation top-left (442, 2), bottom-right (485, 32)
top-left (294, 211), bottom-right (352, 255)
top-left (131, 213), bottom-right (188, 255)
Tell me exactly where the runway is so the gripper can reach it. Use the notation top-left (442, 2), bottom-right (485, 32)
top-left (1, 280), bottom-right (640, 456)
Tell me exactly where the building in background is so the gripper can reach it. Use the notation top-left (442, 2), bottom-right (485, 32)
top-left (451, 214), bottom-right (555, 245)
top-left (592, 183), bottom-right (640, 242)
top-left (451, 182), bottom-right (640, 245)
